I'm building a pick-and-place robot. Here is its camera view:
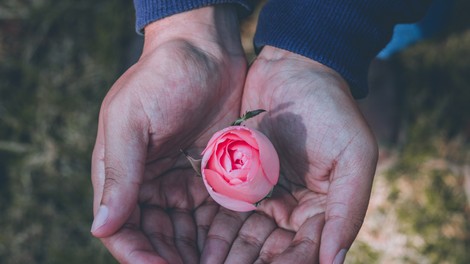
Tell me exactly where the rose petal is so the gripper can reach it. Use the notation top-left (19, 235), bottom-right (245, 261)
top-left (201, 128), bottom-right (247, 171)
top-left (249, 129), bottom-right (280, 185)
top-left (203, 168), bottom-right (272, 203)
top-left (202, 127), bottom-right (258, 173)
top-left (229, 178), bottom-right (243, 185)
top-left (200, 126), bottom-right (279, 211)
top-left (226, 168), bottom-right (249, 182)
top-left (220, 133), bottom-right (246, 143)
top-left (228, 141), bottom-right (253, 159)
top-left (227, 127), bottom-right (259, 150)
top-left (202, 127), bottom-right (259, 156)
top-left (202, 170), bottom-right (256, 212)
top-left (201, 128), bottom-right (228, 156)
top-left (228, 141), bottom-right (253, 170)
top-left (203, 137), bottom-right (228, 172)
top-left (201, 140), bottom-right (215, 171)
top-left (206, 187), bottom-right (257, 212)
top-left (206, 153), bottom-right (219, 172)
top-left (217, 140), bottom-right (232, 172)
top-left (245, 148), bottom-right (260, 182)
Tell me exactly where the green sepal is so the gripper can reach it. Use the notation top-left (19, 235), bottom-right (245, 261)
top-left (231, 109), bottom-right (266, 126)
top-left (254, 188), bottom-right (274, 207)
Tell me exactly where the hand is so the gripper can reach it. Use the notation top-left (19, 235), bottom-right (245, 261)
top-left (202, 46), bottom-right (378, 263)
top-left (90, 6), bottom-right (247, 263)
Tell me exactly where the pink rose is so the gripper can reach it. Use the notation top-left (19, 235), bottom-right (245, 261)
top-left (201, 126), bottom-right (280, 212)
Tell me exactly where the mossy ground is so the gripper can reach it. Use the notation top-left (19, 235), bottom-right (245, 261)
top-left (1, 0), bottom-right (469, 263)
top-left (0, 1), bottom-right (134, 263)
top-left (348, 1), bottom-right (470, 262)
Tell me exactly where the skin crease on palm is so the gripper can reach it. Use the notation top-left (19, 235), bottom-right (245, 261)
top-left (90, 5), bottom-right (378, 264)
top-left (238, 46), bottom-right (378, 263)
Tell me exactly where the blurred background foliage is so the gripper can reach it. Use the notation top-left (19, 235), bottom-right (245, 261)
top-left (0, 0), bottom-right (134, 263)
top-left (0, 0), bottom-right (469, 263)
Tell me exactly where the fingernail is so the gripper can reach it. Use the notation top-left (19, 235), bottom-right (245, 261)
top-left (333, 249), bottom-right (348, 264)
top-left (91, 205), bottom-right (109, 233)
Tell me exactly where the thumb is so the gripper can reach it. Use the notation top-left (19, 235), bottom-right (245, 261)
top-left (320, 138), bottom-right (377, 264)
top-left (91, 105), bottom-right (149, 238)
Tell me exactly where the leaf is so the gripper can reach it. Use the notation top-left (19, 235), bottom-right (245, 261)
top-left (231, 109), bottom-right (266, 126)
top-left (181, 149), bottom-right (202, 176)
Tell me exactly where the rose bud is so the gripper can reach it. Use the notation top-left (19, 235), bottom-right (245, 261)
top-left (201, 126), bottom-right (280, 212)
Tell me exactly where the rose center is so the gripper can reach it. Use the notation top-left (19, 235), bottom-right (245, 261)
top-left (234, 158), bottom-right (244, 168)
top-left (230, 150), bottom-right (248, 170)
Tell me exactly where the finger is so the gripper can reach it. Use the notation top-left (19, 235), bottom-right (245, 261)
top-left (224, 213), bottom-right (276, 264)
top-left (91, 101), bottom-right (149, 237)
top-left (141, 206), bottom-right (184, 264)
top-left (256, 185), bottom-right (298, 230)
top-left (271, 213), bottom-right (325, 264)
top-left (320, 139), bottom-right (378, 264)
top-left (101, 206), bottom-right (168, 264)
top-left (169, 209), bottom-right (199, 264)
top-left (200, 208), bottom-right (250, 264)
top-left (194, 201), bottom-right (219, 252)
top-left (254, 228), bottom-right (294, 264)
top-left (91, 109), bottom-right (106, 214)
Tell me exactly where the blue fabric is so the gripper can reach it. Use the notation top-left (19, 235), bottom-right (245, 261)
top-left (133, 0), bottom-right (254, 34)
top-left (133, 0), bottom-right (432, 99)
top-left (377, 0), bottom-right (454, 59)
top-left (377, 24), bottom-right (423, 60)
top-left (254, 0), bottom-right (431, 98)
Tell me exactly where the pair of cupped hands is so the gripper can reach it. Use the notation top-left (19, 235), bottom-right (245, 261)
top-left (91, 6), bottom-right (378, 264)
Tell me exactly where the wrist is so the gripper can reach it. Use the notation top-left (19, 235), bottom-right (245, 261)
top-left (256, 46), bottom-right (352, 97)
top-left (142, 5), bottom-right (243, 58)
top-left (258, 46), bottom-right (334, 73)
top-left (261, 46), bottom-right (347, 80)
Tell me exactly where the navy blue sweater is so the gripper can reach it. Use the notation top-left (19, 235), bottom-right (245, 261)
top-left (133, 0), bottom-right (430, 98)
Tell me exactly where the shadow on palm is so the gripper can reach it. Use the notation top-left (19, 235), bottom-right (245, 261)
top-left (255, 105), bottom-right (327, 232)
top-left (137, 164), bottom-right (220, 263)
top-left (94, 40), bottom-right (247, 263)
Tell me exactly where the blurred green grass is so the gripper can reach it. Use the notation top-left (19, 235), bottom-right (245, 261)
top-left (347, 0), bottom-right (470, 262)
top-left (0, 0), bottom-right (134, 263)
top-left (0, 0), bottom-right (469, 263)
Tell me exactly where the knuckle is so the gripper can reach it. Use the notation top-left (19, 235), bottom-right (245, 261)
top-left (293, 237), bottom-right (319, 248)
top-left (255, 255), bottom-right (271, 264)
top-left (197, 224), bottom-right (210, 234)
top-left (237, 232), bottom-right (263, 249)
top-left (175, 234), bottom-right (196, 249)
top-left (327, 213), bottom-right (364, 235)
top-left (205, 233), bottom-right (231, 247)
top-left (103, 166), bottom-right (121, 191)
top-left (219, 208), bottom-right (246, 224)
top-left (147, 231), bottom-right (175, 246)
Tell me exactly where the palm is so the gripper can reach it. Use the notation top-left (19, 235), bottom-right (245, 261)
top-left (242, 53), bottom-right (363, 225)
top-left (92, 41), bottom-right (246, 263)
top-left (231, 47), bottom-right (377, 263)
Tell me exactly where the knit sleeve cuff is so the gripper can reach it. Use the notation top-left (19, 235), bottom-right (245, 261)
top-left (254, 0), bottom-right (430, 99)
top-left (134, 0), bottom-right (254, 34)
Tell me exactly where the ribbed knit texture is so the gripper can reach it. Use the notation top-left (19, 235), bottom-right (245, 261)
top-left (134, 0), bottom-right (254, 34)
top-left (255, 0), bottom-right (431, 98)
